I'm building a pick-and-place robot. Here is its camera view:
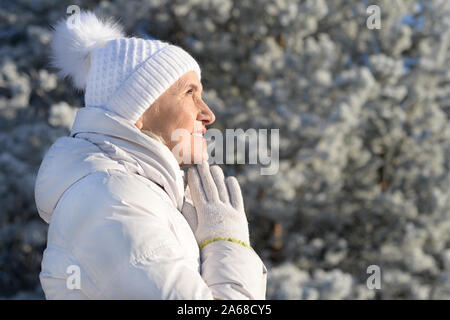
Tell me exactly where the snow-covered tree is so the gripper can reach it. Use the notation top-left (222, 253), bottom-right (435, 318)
top-left (0, 0), bottom-right (449, 299)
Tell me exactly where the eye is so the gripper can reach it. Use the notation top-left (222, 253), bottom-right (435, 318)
top-left (186, 89), bottom-right (194, 95)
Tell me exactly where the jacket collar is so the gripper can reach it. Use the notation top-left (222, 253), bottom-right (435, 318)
top-left (70, 106), bottom-right (185, 211)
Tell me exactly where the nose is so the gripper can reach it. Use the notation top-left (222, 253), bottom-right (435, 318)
top-left (197, 99), bottom-right (216, 126)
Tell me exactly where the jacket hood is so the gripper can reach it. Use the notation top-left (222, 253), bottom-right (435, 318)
top-left (34, 135), bottom-right (125, 223)
top-left (35, 106), bottom-right (185, 224)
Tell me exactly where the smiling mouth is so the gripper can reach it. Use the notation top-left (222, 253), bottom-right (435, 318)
top-left (192, 127), bottom-right (206, 137)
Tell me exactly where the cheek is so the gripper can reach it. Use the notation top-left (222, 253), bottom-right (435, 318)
top-left (166, 104), bottom-right (196, 147)
top-left (175, 104), bottom-right (196, 132)
top-left (159, 100), bottom-right (191, 131)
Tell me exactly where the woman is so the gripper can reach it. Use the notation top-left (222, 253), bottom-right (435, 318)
top-left (34, 11), bottom-right (267, 299)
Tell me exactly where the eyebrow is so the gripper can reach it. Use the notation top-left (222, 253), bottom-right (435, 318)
top-left (182, 83), bottom-right (203, 94)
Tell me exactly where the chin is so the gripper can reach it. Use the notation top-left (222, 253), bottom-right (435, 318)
top-left (171, 133), bottom-right (208, 166)
top-left (190, 134), bottom-right (208, 164)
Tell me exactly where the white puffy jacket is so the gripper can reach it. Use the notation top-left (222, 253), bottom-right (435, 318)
top-left (34, 106), bottom-right (267, 300)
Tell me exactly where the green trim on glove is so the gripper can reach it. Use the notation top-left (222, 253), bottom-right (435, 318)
top-left (199, 237), bottom-right (252, 250)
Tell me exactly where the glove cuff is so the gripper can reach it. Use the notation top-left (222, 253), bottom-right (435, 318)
top-left (196, 218), bottom-right (250, 249)
top-left (199, 236), bottom-right (252, 250)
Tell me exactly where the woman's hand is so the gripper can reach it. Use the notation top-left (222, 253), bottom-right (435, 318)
top-left (182, 161), bottom-right (250, 249)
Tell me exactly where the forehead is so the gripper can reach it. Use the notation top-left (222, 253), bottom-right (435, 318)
top-left (175, 72), bottom-right (202, 91)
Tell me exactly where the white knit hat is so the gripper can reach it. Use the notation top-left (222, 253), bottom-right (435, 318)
top-left (50, 11), bottom-right (201, 123)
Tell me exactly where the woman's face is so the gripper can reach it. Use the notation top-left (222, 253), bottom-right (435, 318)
top-left (135, 71), bottom-right (216, 166)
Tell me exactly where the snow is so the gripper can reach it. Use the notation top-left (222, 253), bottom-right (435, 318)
top-left (1, 0), bottom-right (449, 299)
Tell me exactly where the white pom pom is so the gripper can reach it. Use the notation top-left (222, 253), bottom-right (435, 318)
top-left (50, 11), bottom-right (125, 90)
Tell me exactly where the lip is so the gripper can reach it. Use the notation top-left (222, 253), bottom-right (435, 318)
top-left (192, 128), bottom-right (206, 135)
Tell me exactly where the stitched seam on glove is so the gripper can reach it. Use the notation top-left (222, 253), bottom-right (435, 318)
top-left (199, 236), bottom-right (252, 250)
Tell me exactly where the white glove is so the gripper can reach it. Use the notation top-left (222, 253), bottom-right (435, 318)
top-left (182, 161), bottom-right (250, 249)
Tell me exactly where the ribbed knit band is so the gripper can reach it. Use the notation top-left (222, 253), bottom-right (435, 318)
top-left (106, 44), bottom-right (202, 123)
